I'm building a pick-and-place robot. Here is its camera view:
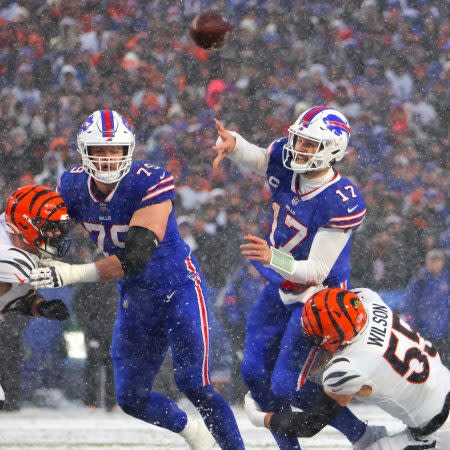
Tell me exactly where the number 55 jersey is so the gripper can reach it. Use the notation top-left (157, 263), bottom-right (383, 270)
top-left (323, 288), bottom-right (450, 429)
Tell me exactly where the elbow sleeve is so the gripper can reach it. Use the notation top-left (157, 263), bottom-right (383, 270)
top-left (117, 226), bottom-right (160, 276)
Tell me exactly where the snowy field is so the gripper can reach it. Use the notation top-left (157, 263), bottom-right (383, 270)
top-left (0, 402), bottom-right (405, 450)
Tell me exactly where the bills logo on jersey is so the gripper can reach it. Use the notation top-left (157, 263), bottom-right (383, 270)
top-left (80, 115), bottom-right (94, 132)
top-left (323, 114), bottom-right (350, 138)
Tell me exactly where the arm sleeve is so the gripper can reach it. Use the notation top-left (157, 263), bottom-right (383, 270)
top-left (269, 391), bottom-right (343, 438)
top-left (218, 131), bottom-right (269, 176)
top-left (269, 227), bottom-right (352, 284)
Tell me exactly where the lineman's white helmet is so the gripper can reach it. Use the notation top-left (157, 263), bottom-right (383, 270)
top-left (283, 106), bottom-right (350, 173)
top-left (77, 109), bottom-right (135, 184)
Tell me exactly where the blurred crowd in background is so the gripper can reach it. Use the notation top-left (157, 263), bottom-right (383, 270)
top-left (0, 0), bottom-right (448, 410)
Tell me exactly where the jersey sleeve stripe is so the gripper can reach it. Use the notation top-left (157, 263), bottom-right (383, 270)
top-left (141, 185), bottom-right (175, 202)
top-left (146, 176), bottom-right (174, 192)
top-left (11, 257), bottom-right (33, 273)
top-left (325, 357), bottom-right (350, 368)
top-left (326, 218), bottom-right (365, 228)
top-left (325, 374), bottom-right (360, 388)
top-left (323, 371), bottom-right (348, 382)
top-left (8, 248), bottom-right (35, 267)
top-left (329, 209), bottom-right (366, 222)
top-left (0, 259), bottom-right (30, 278)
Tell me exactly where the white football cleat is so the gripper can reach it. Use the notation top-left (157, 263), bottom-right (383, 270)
top-left (180, 417), bottom-right (216, 449)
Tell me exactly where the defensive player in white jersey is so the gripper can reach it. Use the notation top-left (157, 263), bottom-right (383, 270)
top-left (245, 287), bottom-right (450, 449)
top-left (0, 185), bottom-right (71, 408)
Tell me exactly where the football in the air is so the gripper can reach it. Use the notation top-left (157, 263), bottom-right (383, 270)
top-left (189, 12), bottom-right (232, 50)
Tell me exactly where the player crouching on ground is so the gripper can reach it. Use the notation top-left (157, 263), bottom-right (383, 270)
top-left (0, 185), bottom-right (71, 408)
top-left (245, 287), bottom-right (450, 449)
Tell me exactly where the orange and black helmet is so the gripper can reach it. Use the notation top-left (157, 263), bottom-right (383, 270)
top-left (301, 288), bottom-right (367, 353)
top-left (5, 185), bottom-right (71, 257)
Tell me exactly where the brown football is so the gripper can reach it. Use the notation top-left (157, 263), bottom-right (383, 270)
top-left (189, 12), bottom-right (231, 50)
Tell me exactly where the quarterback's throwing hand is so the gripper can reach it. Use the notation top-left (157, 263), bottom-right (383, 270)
top-left (212, 118), bottom-right (236, 169)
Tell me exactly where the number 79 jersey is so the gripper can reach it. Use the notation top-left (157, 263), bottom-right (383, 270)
top-left (58, 161), bottom-right (190, 295)
top-left (323, 288), bottom-right (450, 428)
top-left (266, 138), bottom-right (366, 287)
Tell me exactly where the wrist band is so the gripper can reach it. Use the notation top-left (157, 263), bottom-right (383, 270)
top-left (269, 247), bottom-right (295, 274)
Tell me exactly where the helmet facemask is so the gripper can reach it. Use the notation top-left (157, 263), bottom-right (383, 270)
top-left (283, 125), bottom-right (339, 173)
top-left (25, 214), bottom-right (72, 258)
top-left (81, 144), bottom-right (134, 184)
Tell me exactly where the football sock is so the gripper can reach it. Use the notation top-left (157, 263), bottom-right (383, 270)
top-left (184, 386), bottom-right (245, 450)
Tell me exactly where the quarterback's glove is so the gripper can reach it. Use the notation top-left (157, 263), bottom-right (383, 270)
top-left (30, 259), bottom-right (98, 288)
top-left (244, 391), bottom-right (267, 428)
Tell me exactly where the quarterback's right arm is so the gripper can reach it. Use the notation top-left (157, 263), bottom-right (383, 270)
top-left (212, 119), bottom-right (269, 175)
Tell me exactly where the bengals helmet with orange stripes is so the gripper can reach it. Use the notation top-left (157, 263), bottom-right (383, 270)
top-left (4, 185), bottom-right (71, 257)
top-left (301, 288), bottom-right (367, 353)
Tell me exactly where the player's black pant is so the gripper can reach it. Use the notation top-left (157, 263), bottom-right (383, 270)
top-left (84, 331), bottom-right (115, 410)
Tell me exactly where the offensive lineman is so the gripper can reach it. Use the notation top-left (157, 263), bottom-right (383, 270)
top-left (0, 185), bottom-right (71, 407)
top-left (245, 287), bottom-right (450, 449)
top-left (212, 106), bottom-right (384, 449)
top-left (30, 110), bottom-right (245, 450)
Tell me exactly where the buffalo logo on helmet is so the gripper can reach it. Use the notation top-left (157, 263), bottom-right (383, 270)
top-left (323, 113), bottom-right (350, 137)
top-left (80, 115), bottom-right (94, 133)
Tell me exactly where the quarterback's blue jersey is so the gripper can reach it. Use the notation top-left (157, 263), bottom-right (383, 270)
top-left (266, 138), bottom-right (366, 287)
top-left (58, 161), bottom-right (190, 295)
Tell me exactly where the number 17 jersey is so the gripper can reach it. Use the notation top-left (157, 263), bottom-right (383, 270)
top-left (266, 138), bottom-right (366, 287)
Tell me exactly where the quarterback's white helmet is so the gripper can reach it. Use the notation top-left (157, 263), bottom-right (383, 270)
top-left (283, 106), bottom-right (350, 173)
top-left (77, 109), bottom-right (135, 184)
